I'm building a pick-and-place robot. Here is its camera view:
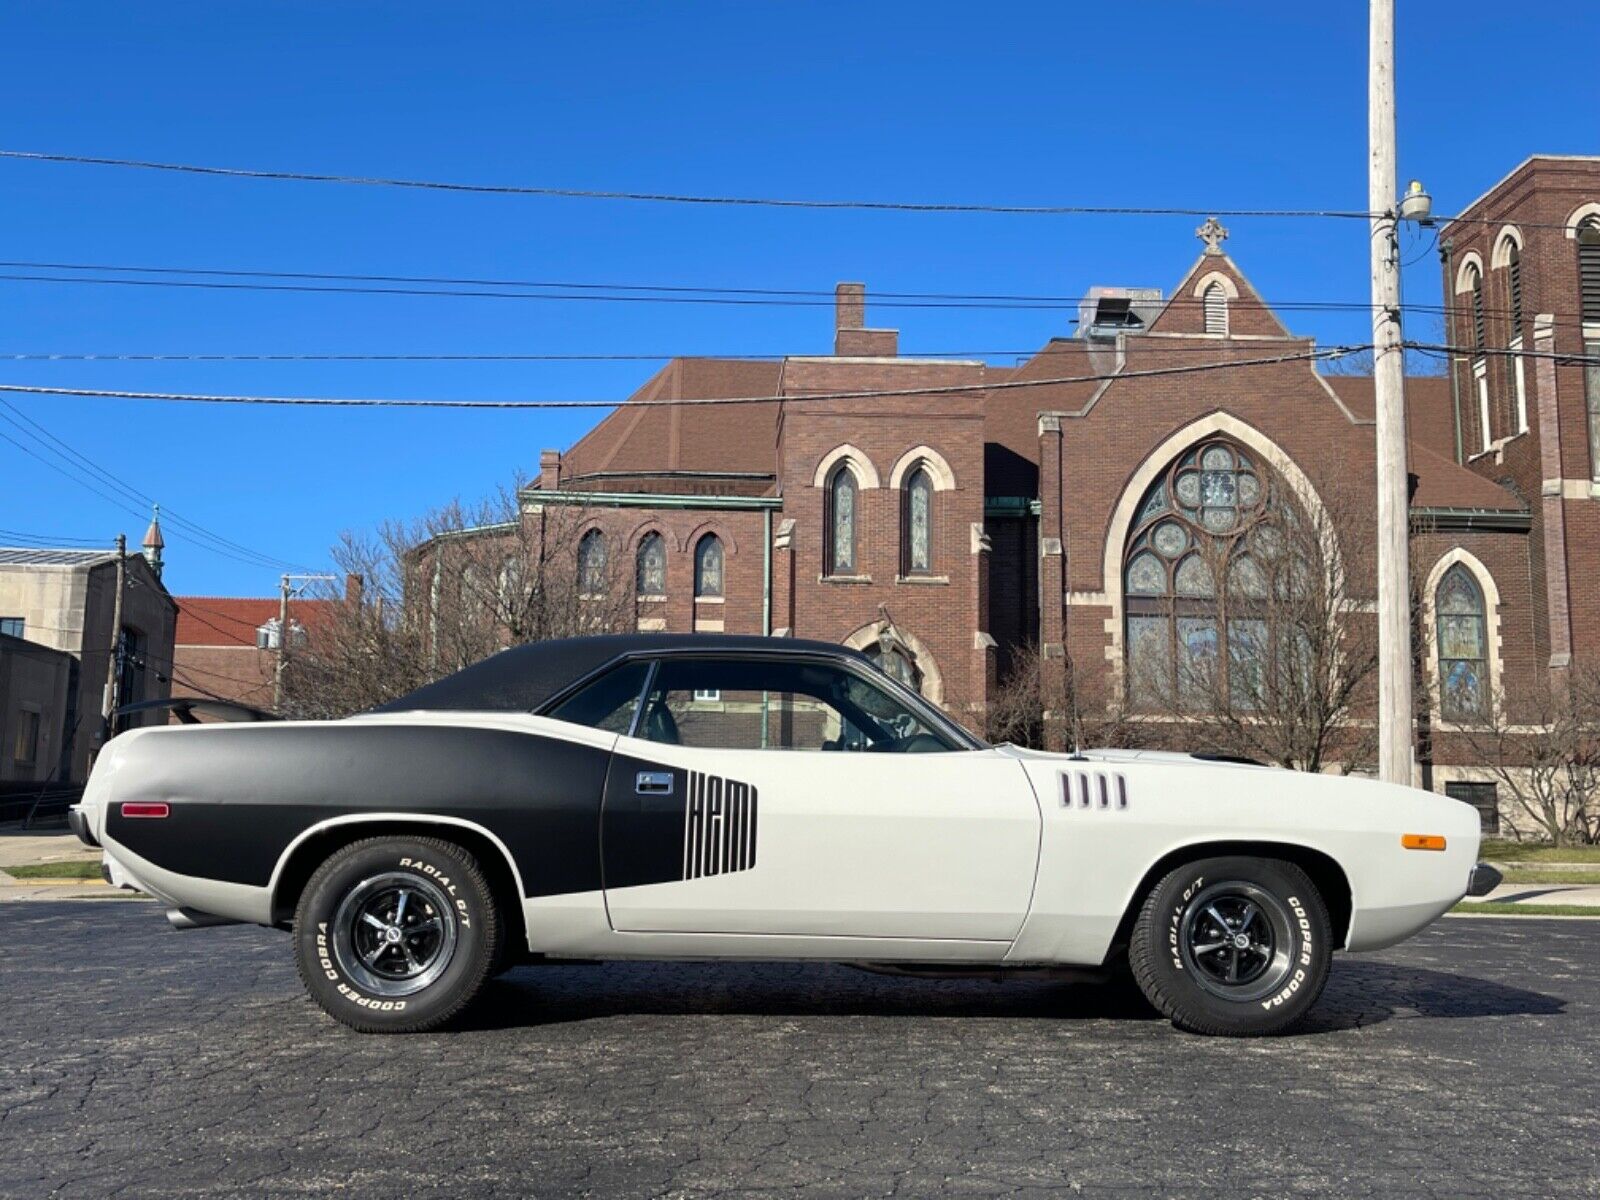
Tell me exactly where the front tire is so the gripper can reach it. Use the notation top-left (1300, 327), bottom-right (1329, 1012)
top-left (1129, 855), bottom-right (1330, 1036)
top-left (293, 835), bottom-right (501, 1033)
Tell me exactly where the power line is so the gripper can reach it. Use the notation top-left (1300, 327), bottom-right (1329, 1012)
top-left (1406, 341), bottom-right (1600, 365)
top-left (0, 269), bottom-right (1390, 313)
top-left (0, 346), bottom-right (1365, 411)
top-left (0, 400), bottom-right (317, 571)
top-left (0, 527), bottom-right (110, 546)
top-left (0, 257), bottom-right (1406, 308)
top-left (4, 261), bottom-right (1594, 333)
top-left (0, 398), bottom-right (307, 571)
top-left (0, 148), bottom-right (1577, 233)
top-left (0, 343), bottom-right (1420, 363)
top-left (0, 148), bottom-right (1380, 220)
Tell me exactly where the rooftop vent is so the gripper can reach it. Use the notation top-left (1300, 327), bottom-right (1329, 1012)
top-left (1077, 286), bottom-right (1164, 341)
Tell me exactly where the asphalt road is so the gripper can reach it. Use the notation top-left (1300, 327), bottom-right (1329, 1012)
top-left (1, 903), bottom-right (1596, 1199)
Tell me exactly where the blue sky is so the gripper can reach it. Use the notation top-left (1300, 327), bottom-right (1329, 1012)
top-left (3, 2), bottom-right (1595, 595)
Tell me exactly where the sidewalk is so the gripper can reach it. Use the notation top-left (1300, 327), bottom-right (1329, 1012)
top-left (1479, 883), bottom-right (1600, 907)
top-left (0, 822), bottom-right (140, 901)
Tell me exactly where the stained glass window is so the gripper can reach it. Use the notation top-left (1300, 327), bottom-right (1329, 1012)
top-left (694, 534), bottom-right (724, 598)
top-left (1436, 565), bottom-right (1488, 721)
top-left (636, 532), bottom-right (666, 597)
top-left (827, 466), bottom-right (858, 575)
top-left (905, 467), bottom-right (933, 574)
top-left (578, 530), bottom-right (607, 595)
top-left (1122, 438), bottom-right (1278, 710)
top-left (868, 644), bottom-right (922, 693)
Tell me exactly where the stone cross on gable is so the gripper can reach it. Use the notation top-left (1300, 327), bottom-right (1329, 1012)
top-left (1196, 216), bottom-right (1229, 256)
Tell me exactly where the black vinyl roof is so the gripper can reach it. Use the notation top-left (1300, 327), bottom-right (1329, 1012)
top-left (372, 633), bottom-right (866, 715)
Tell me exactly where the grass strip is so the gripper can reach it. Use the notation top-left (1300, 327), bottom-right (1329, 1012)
top-left (1451, 901), bottom-right (1600, 917)
top-left (6, 860), bottom-right (103, 881)
top-left (1496, 867), bottom-right (1600, 884)
top-left (1480, 840), bottom-right (1600, 863)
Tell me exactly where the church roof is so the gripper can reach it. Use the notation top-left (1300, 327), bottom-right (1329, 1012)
top-left (557, 358), bottom-right (782, 484)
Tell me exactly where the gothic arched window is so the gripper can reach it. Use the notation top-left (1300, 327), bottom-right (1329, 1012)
top-left (1436, 565), bottom-right (1489, 721)
top-left (825, 465), bottom-right (858, 576)
top-left (577, 530), bottom-right (607, 595)
top-left (902, 465), bottom-right (934, 575)
top-left (694, 534), bottom-right (724, 598)
top-left (1123, 439), bottom-right (1278, 709)
top-left (635, 532), bottom-right (666, 598)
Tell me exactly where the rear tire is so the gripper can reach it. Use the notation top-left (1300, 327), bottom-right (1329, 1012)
top-left (1128, 855), bottom-right (1330, 1037)
top-left (293, 835), bottom-right (500, 1033)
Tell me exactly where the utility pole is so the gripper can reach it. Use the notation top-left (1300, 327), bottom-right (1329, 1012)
top-left (101, 533), bottom-right (128, 734)
top-left (274, 572), bottom-right (290, 713)
top-left (1370, 0), bottom-right (1414, 785)
top-left (273, 573), bottom-right (335, 713)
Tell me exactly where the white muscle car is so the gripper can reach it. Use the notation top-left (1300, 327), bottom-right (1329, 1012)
top-left (69, 634), bottom-right (1491, 1036)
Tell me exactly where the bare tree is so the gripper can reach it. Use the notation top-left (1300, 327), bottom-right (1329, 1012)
top-left (282, 483), bottom-right (632, 718)
top-left (987, 643), bottom-right (1143, 752)
top-left (1453, 667), bottom-right (1600, 846)
top-left (1136, 476), bottom-right (1381, 773)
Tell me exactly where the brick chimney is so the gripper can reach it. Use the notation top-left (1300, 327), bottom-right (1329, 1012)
top-left (344, 573), bottom-right (364, 605)
top-left (539, 449), bottom-right (562, 491)
top-left (833, 282), bottom-right (898, 357)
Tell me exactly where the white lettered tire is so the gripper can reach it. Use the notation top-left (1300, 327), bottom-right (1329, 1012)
top-left (1128, 855), bottom-right (1331, 1037)
top-left (293, 835), bottom-right (501, 1034)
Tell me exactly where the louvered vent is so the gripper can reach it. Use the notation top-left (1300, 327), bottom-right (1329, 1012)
top-left (1203, 283), bottom-right (1229, 335)
top-left (1470, 271), bottom-right (1487, 352)
top-left (1579, 222), bottom-right (1600, 324)
top-left (1059, 769), bottom-right (1130, 811)
top-left (1507, 245), bottom-right (1524, 329)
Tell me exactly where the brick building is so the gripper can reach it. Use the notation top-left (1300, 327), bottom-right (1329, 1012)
top-left (442, 155), bottom-right (1598, 830)
top-left (171, 594), bottom-right (337, 716)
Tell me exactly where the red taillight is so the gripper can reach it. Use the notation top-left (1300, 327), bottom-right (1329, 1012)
top-left (121, 802), bottom-right (170, 819)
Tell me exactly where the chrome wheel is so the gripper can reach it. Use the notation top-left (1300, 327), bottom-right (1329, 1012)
top-left (1178, 881), bottom-right (1295, 1003)
top-left (331, 872), bottom-right (459, 998)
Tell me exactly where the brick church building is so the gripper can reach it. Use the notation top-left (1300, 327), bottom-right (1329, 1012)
top-left (454, 155), bottom-right (1597, 823)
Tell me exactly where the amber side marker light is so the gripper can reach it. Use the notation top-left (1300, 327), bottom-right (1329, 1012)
top-left (1401, 833), bottom-right (1447, 851)
top-left (121, 802), bottom-right (170, 819)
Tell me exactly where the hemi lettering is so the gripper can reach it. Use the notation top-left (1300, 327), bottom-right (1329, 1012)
top-left (683, 770), bottom-right (758, 880)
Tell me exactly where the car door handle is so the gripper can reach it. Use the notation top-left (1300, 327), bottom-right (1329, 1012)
top-left (636, 771), bottom-right (674, 796)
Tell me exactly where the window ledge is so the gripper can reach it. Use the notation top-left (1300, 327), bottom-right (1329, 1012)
top-left (895, 574), bottom-right (950, 586)
top-left (636, 594), bottom-right (668, 604)
top-left (818, 573), bottom-right (873, 585)
top-left (694, 595), bottom-right (726, 604)
top-left (1468, 430), bottom-right (1526, 466)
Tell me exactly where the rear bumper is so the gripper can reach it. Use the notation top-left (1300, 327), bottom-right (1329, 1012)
top-left (67, 805), bottom-right (98, 848)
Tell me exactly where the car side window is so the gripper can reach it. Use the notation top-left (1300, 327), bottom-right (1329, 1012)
top-left (545, 660), bottom-right (651, 734)
top-left (634, 657), bottom-right (954, 753)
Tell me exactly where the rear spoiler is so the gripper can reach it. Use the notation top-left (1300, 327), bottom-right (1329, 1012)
top-left (113, 697), bottom-right (280, 726)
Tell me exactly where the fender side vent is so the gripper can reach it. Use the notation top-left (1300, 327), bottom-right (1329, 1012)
top-left (1058, 770), bottom-right (1129, 811)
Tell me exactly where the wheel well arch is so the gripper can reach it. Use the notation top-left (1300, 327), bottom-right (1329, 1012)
top-left (1109, 840), bottom-right (1354, 957)
top-left (269, 817), bottom-right (527, 951)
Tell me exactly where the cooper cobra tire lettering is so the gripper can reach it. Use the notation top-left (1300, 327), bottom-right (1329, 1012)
top-left (1260, 895), bottom-right (1314, 1010)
